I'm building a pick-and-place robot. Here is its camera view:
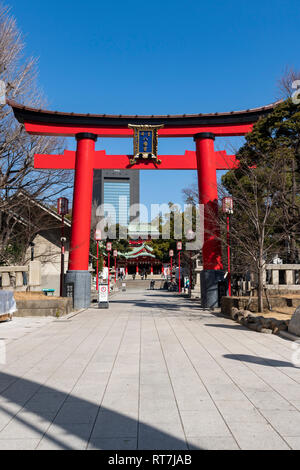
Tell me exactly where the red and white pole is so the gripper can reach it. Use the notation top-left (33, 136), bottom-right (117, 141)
top-left (177, 242), bottom-right (182, 293)
top-left (189, 251), bottom-right (192, 291)
top-left (60, 214), bottom-right (64, 297)
top-left (108, 252), bottom-right (110, 292)
top-left (178, 251), bottom-right (181, 292)
top-left (94, 229), bottom-right (102, 292)
top-left (113, 249), bottom-right (118, 283)
top-left (227, 214), bottom-right (231, 296)
top-left (106, 242), bottom-right (112, 292)
top-left (169, 249), bottom-right (174, 282)
top-left (96, 241), bottom-right (99, 291)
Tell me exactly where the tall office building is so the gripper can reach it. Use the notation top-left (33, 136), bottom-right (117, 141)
top-left (92, 169), bottom-right (140, 226)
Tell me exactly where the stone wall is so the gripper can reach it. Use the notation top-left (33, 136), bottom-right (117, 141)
top-left (14, 296), bottom-right (73, 317)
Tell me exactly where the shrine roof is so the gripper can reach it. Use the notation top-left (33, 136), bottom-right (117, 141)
top-left (125, 252), bottom-right (156, 259)
top-left (120, 243), bottom-right (156, 259)
top-left (128, 243), bottom-right (154, 254)
top-left (7, 99), bottom-right (282, 128)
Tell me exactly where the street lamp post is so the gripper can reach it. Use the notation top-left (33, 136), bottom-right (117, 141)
top-left (29, 242), bottom-right (35, 261)
top-left (106, 242), bottom-right (112, 292)
top-left (94, 229), bottom-right (102, 291)
top-left (222, 197), bottom-right (233, 296)
top-left (169, 249), bottom-right (174, 282)
top-left (177, 241), bottom-right (182, 293)
top-left (113, 249), bottom-right (118, 283)
top-left (189, 251), bottom-right (192, 293)
top-left (186, 229), bottom-right (195, 295)
top-left (57, 197), bottom-right (69, 297)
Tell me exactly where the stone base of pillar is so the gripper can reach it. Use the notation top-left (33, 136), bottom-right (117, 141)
top-left (64, 270), bottom-right (91, 309)
top-left (190, 282), bottom-right (201, 299)
top-left (200, 270), bottom-right (226, 309)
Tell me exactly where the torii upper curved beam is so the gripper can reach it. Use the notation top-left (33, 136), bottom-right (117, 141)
top-left (7, 99), bottom-right (282, 138)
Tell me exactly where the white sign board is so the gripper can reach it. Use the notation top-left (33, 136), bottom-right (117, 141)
top-left (98, 285), bottom-right (108, 302)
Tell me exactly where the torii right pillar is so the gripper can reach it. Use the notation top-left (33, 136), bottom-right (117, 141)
top-left (194, 132), bottom-right (225, 308)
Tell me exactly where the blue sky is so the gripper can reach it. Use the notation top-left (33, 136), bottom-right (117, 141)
top-left (6, 0), bottom-right (300, 212)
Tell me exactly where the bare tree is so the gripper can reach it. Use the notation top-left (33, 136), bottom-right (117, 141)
top-left (277, 66), bottom-right (300, 99)
top-left (0, 3), bottom-right (73, 264)
top-left (182, 182), bottom-right (198, 206)
top-left (219, 148), bottom-right (296, 312)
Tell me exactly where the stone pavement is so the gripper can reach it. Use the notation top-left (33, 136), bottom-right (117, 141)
top-left (0, 289), bottom-right (300, 450)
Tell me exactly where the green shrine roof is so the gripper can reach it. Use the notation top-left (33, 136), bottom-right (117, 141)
top-left (120, 242), bottom-right (156, 259)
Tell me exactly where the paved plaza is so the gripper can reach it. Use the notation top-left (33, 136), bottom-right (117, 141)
top-left (0, 289), bottom-right (299, 450)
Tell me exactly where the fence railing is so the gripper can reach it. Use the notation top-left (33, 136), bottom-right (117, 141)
top-left (0, 261), bottom-right (41, 290)
top-left (264, 264), bottom-right (300, 289)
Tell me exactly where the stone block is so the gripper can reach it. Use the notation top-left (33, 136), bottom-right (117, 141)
top-left (1, 272), bottom-right (10, 287)
top-left (271, 270), bottom-right (279, 285)
top-left (231, 307), bottom-right (239, 320)
top-left (220, 296), bottom-right (237, 316)
top-left (260, 328), bottom-right (273, 334)
top-left (15, 271), bottom-right (24, 287)
top-left (28, 261), bottom-right (41, 286)
top-left (288, 305), bottom-right (300, 336)
top-left (285, 270), bottom-right (294, 285)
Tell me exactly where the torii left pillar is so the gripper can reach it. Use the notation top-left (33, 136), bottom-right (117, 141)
top-left (65, 132), bottom-right (97, 308)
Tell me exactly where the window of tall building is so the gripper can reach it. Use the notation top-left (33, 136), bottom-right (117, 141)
top-left (104, 181), bottom-right (130, 226)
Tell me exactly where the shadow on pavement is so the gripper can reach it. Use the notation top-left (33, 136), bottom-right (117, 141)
top-left (223, 354), bottom-right (297, 368)
top-left (0, 371), bottom-right (196, 450)
top-left (109, 299), bottom-right (204, 312)
top-left (204, 324), bottom-right (246, 330)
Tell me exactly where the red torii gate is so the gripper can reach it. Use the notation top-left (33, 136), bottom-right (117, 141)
top-left (8, 99), bottom-right (280, 308)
